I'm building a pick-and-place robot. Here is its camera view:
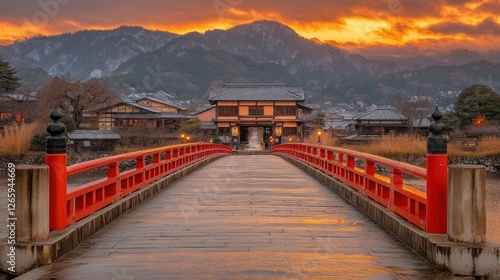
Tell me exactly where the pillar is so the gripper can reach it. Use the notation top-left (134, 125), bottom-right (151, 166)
top-left (45, 107), bottom-right (68, 230)
top-left (426, 106), bottom-right (448, 234)
top-left (15, 166), bottom-right (50, 242)
top-left (447, 165), bottom-right (486, 244)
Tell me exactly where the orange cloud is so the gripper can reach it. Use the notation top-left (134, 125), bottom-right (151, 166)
top-left (0, 0), bottom-right (498, 56)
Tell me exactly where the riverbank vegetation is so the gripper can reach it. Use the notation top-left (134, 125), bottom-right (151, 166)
top-left (305, 133), bottom-right (500, 159)
top-left (0, 123), bottom-right (39, 154)
top-left (346, 134), bottom-right (500, 159)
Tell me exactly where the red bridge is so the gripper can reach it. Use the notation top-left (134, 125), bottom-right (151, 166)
top-left (2, 109), bottom-right (499, 279)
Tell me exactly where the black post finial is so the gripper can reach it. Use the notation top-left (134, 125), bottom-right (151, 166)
top-left (427, 106), bottom-right (447, 154)
top-left (46, 107), bottom-right (67, 154)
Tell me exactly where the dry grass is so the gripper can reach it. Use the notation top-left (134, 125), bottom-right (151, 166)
top-left (336, 134), bottom-right (500, 159)
top-left (0, 123), bottom-right (39, 154)
top-left (343, 134), bottom-right (427, 158)
top-left (448, 135), bottom-right (500, 157)
top-left (305, 132), bottom-right (339, 147)
top-left (476, 136), bottom-right (500, 154)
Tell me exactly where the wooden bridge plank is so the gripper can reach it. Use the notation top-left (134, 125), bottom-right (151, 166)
top-left (16, 155), bottom-right (451, 279)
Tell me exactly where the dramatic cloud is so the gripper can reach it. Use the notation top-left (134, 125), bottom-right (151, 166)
top-left (429, 18), bottom-right (500, 36)
top-left (0, 0), bottom-right (499, 53)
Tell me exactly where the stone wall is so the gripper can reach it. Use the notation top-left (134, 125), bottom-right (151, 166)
top-left (448, 156), bottom-right (500, 173)
top-left (403, 156), bottom-right (500, 173)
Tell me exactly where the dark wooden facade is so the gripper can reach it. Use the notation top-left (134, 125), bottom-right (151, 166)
top-left (208, 84), bottom-right (307, 145)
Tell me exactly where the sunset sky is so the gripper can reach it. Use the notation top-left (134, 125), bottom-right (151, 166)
top-left (1, 0), bottom-right (499, 55)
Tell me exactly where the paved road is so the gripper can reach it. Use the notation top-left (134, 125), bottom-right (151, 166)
top-left (18, 155), bottom-right (457, 279)
top-left (244, 128), bottom-right (263, 151)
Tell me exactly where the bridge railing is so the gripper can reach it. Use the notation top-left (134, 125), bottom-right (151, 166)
top-left (271, 142), bottom-right (445, 233)
top-left (46, 133), bottom-right (231, 230)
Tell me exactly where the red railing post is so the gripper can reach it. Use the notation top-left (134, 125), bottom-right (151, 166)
top-left (327, 150), bottom-right (334, 174)
top-left (426, 107), bottom-right (448, 234)
top-left (319, 148), bottom-right (326, 170)
top-left (136, 155), bottom-right (145, 185)
top-left (153, 152), bottom-right (160, 177)
top-left (45, 108), bottom-right (68, 230)
top-left (365, 160), bottom-right (375, 176)
top-left (179, 147), bottom-right (185, 168)
top-left (108, 162), bottom-right (120, 199)
top-left (173, 148), bottom-right (179, 170)
top-left (337, 152), bottom-right (345, 178)
top-left (312, 147), bottom-right (318, 166)
top-left (346, 155), bottom-right (355, 168)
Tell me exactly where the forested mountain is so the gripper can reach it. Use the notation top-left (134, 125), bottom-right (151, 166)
top-left (1, 21), bottom-right (499, 105)
top-left (322, 60), bottom-right (500, 105)
top-left (112, 20), bottom-right (395, 99)
top-left (113, 38), bottom-right (299, 99)
top-left (1, 26), bottom-right (178, 79)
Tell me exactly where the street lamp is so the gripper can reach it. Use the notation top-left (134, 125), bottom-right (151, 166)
top-left (186, 136), bottom-right (191, 141)
top-left (180, 133), bottom-right (185, 143)
top-left (317, 130), bottom-right (322, 144)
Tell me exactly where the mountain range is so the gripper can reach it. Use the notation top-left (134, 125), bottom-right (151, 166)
top-left (1, 20), bottom-right (499, 105)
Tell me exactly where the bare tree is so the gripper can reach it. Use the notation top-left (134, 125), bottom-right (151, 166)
top-left (38, 77), bottom-right (119, 128)
top-left (396, 93), bottom-right (433, 134)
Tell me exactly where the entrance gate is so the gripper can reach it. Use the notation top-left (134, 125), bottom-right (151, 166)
top-left (240, 126), bottom-right (249, 144)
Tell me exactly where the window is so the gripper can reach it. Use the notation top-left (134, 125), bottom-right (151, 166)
top-left (274, 106), bottom-right (296, 116)
top-left (218, 106), bottom-right (238, 116)
top-left (249, 106), bottom-right (264, 115)
top-left (218, 127), bottom-right (230, 135)
top-left (283, 127), bottom-right (297, 136)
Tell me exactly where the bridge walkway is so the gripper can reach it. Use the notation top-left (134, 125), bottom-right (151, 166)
top-left (17, 155), bottom-right (451, 279)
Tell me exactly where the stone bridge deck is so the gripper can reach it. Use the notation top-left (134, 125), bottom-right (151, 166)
top-left (18, 155), bottom-right (451, 279)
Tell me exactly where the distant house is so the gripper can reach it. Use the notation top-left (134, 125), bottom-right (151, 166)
top-left (324, 112), bottom-right (354, 137)
top-left (95, 97), bottom-right (189, 132)
top-left (413, 117), bottom-right (432, 135)
top-left (0, 92), bottom-right (38, 125)
top-left (354, 108), bottom-right (410, 135)
top-left (208, 83), bottom-right (307, 147)
top-left (68, 130), bottom-right (121, 153)
top-left (193, 105), bottom-right (217, 135)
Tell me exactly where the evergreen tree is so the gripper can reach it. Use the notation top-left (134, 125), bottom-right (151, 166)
top-left (455, 84), bottom-right (500, 128)
top-left (0, 56), bottom-right (21, 94)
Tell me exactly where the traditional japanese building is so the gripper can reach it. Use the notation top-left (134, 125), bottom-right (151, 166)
top-left (208, 83), bottom-right (306, 147)
top-left (354, 108), bottom-right (409, 135)
top-left (192, 105), bottom-right (217, 136)
top-left (95, 97), bottom-right (188, 131)
top-left (67, 130), bottom-right (121, 153)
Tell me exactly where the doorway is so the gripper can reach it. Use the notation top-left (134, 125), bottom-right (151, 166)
top-left (239, 127), bottom-right (267, 150)
top-left (240, 126), bottom-right (249, 144)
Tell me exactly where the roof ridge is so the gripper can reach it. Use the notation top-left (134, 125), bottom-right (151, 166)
top-left (224, 83), bottom-right (287, 88)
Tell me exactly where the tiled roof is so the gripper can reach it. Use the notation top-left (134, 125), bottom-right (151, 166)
top-left (134, 97), bottom-right (186, 110)
top-left (3, 92), bottom-right (38, 101)
top-left (325, 121), bottom-right (352, 130)
top-left (193, 105), bottom-right (216, 115)
top-left (209, 84), bottom-right (305, 102)
top-left (124, 101), bottom-right (161, 113)
top-left (113, 112), bottom-right (190, 119)
top-left (357, 108), bottom-right (407, 121)
top-left (413, 118), bottom-right (431, 128)
top-left (68, 130), bottom-right (121, 140)
top-left (95, 98), bottom-right (186, 113)
top-left (95, 101), bottom-right (160, 113)
top-left (200, 122), bottom-right (216, 130)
